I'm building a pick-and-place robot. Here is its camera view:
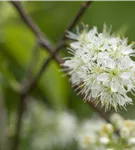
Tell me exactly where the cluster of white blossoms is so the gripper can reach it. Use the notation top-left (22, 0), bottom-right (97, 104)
top-left (63, 24), bottom-right (135, 111)
top-left (8, 101), bottom-right (135, 150)
top-left (111, 113), bottom-right (135, 148)
top-left (77, 114), bottom-right (135, 150)
top-left (20, 101), bottom-right (77, 150)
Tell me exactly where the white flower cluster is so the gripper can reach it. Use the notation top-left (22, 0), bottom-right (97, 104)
top-left (22, 101), bottom-right (77, 150)
top-left (63, 25), bottom-right (135, 111)
top-left (77, 114), bottom-right (135, 150)
top-left (111, 113), bottom-right (135, 148)
top-left (9, 101), bottom-right (135, 150)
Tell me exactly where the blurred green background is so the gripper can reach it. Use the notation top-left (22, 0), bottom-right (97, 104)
top-left (1, 1), bottom-right (135, 150)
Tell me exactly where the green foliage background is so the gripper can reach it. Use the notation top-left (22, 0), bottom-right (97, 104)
top-left (1, 1), bottom-right (135, 150)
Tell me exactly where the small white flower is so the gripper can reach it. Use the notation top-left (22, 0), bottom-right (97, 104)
top-left (76, 118), bottom-right (105, 149)
top-left (120, 127), bottom-right (130, 139)
top-left (63, 24), bottom-right (135, 111)
top-left (128, 138), bottom-right (135, 145)
top-left (100, 136), bottom-right (110, 145)
top-left (101, 123), bottom-right (114, 135)
top-left (57, 112), bottom-right (77, 146)
top-left (110, 113), bottom-right (124, 129)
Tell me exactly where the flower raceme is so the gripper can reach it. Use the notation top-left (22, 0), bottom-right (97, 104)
top-left (63, 25), bottom-right (135, 111)
top-left (77, 114), bottom-right (135, 150)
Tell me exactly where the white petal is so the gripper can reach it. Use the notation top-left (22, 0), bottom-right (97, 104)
top-left (67, 31), bottom-right (78, 40)
top-left (92, 81), bottom-right (101, 89)
top-left (125, 96), bottom-right (132, 103)
top-left (120, 72), bottom-right (131, 80)
top-left (63, 60), bottom-right (72, 67)
top-left (71, 73), bottom-right (80, 84)
top-left (70, 42), bottom-right (80, 49)
top-left (91, 89), bottom-right (101, 98)
top-left (106, 58), bottom-right (115, 69)
top-left (128, 138), bottom-right (135, 145)
top-left (98, 52), bottom-right (109, 59)
top-left (118, 95), bottom-right (126, 106)
top-left (111, 78), bottom-right (119, 92)
top-left (64, 60), bottom-right (79, 69)
top-left (122, 48), bottom-right (132, 55)
top-left (97, 73), bottom-right (109, 82)
top-left (81, 55), bottom-right (90, 63)
top-left (119, 56), bottom-right (133, 69)
top-left (100, 137), bottom-right (110, 145)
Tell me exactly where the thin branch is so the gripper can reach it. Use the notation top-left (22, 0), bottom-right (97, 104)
top-left (20, 43), bottom-right (64, 95)
top-left (22, 41), bottom-right (40, 85)
top-left (87, 101), bottom-right (110, 122)
top-left (12, 42), bottom-right (41, 150)
top-left (59, 1), bottom-right (92, 41)
top-left (0, 87), bottom-right (8, 150)
top-left (11, 94), bottom-right (26, 150)
top-left (10, 1), bottom-right (62, 64)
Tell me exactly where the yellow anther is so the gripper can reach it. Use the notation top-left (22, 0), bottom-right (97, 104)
top-left (102, 124), bottom-right (113, 134)
top-left (124, 120), bottom-right (135, 128)
top-left (84, 136), bottom-right (91, 145)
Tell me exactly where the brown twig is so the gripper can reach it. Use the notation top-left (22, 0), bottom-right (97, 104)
top-left (59, 1), bottom-right (92, 41)
top-left (11, 94), bottom-right (26, 150)
top-left (10, 1), bottom-right (62, 64)
top-left (24, 41), bottom-right (40, 82)
top-left (87, 101), bottom-right (110, 122)
top-left (20, 42), bottom-right (64, 95)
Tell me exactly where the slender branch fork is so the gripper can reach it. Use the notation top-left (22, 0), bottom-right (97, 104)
top-left (10, 1), bottom-right (62, 64)
top-left (10, 1), bottom-right (110, 150)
